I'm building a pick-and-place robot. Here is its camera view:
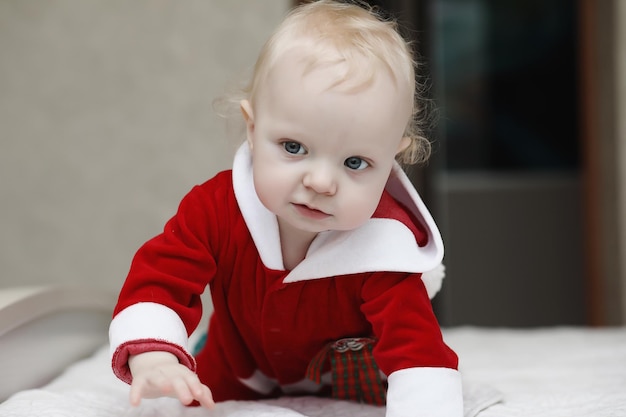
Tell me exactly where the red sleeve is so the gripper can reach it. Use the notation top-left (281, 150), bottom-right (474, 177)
top-left (360, 272), bottom-right (458, 375)
top-left (114, 172), bottom-right (232, 335)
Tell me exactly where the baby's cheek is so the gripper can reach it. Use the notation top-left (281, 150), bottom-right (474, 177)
top-left (254, 179), bottom-right (279, 211)
top-left (254, 164), bottom-right (295, 211)
top-left (341, 198), bottom-right (379, 229)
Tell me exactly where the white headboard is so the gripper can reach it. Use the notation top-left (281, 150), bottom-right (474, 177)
top-left (0, 286), bottom-right (117, 401)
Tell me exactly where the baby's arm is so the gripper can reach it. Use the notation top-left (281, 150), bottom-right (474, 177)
top-left (361, 273), bottom-right (463, 416)
top-left (128, 351), bottom-right (214, 408)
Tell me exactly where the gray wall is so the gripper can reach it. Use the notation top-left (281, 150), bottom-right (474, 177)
top-left (0, 1), bottom-right (290, 292)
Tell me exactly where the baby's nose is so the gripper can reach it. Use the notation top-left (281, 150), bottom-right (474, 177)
top-left (303, 165), bottom-right (337, 195)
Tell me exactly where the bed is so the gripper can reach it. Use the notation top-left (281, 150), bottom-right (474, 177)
top-left (0, 286), bottom-right (625, 416)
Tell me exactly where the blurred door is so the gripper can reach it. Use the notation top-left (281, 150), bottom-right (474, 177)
top-left (374, 0), bottom-right (586, 326)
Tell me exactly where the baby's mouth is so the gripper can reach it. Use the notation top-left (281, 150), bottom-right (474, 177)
top-left (293, 203), bottom-right (330, 220)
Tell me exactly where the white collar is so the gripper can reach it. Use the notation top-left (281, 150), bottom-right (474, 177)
top-left (231, 143), bottom-right (444, 283)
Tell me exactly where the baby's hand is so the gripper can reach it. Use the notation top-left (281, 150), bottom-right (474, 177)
top-left (128, 351), bottom-right (215, 408)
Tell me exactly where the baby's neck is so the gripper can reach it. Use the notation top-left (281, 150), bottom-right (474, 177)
top-left (277, 218), bottom-right (318, 270)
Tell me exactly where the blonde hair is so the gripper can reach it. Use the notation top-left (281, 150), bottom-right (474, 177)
top-left (216, 0), bottom-right (432, 165)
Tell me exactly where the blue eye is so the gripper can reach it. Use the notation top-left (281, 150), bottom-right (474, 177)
top-left (344, 157), bottom-right (369, 170)
top-left (283, 141), bottom-right (306, 155)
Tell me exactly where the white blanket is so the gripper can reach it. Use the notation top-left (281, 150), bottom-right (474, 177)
top-left (2, 326), bottom-right (625, 416)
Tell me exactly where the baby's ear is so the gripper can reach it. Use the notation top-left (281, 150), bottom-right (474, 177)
top-left (240, 100), bottom-right (255, 148)
top-left (396, 136), bottom-right (411, 154)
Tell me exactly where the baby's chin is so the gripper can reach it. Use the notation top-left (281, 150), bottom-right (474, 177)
top-left (323, 220), bottom-right (370, 233)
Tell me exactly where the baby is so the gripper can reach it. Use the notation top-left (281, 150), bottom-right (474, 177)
top-left (109, 1), bottom-right (463, 416)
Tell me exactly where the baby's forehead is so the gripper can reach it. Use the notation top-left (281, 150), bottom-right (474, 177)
top-left (267, 45), bottom-right (402, 95)
top-left (256, 48), bottom-right (413, 137)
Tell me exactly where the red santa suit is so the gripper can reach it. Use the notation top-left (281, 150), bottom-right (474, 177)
top-left (109, 144), bottom-right (463, 417)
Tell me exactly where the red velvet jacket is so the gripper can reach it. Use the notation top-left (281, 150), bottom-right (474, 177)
top-left (109, 144), bottom-right (463, 416)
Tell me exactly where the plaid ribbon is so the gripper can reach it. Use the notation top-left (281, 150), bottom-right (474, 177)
top-left (306, 337), bottom-right (386, 405)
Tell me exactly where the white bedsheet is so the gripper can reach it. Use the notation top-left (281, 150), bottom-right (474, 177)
top-left (1, 326), bottom-right (625, 417)
top-left (446, 326), bottom-right (626, 417)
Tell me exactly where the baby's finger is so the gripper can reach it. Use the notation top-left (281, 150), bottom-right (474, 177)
top-left (169, 377), bottom-right (195, 405)
top-left (129, 378), bottom-right (146, 406)
top-left (193, 384), bottom-right (215, 409)
top-left (181, 374), bottom-right (214, 409)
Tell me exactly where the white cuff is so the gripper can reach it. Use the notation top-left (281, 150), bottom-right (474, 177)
top-left (109, 302), bottom-right (189, 359)
top-left (386, 367), bottom-right (463, 417)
